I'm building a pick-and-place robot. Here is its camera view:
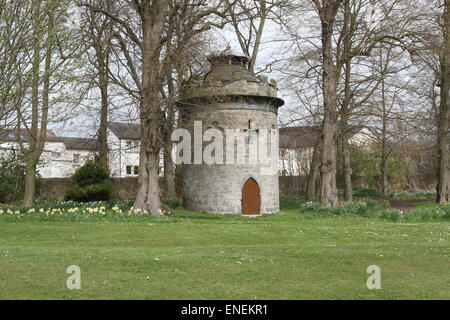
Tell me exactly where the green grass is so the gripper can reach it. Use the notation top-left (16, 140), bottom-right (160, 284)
top-left (389, 194), bottom-right (436, 201)
top-left (0, 208), bottom-right (449, 300)
top-left (413, 202), bottom-right (439, 209)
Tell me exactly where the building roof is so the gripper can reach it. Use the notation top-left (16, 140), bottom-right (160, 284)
top-left (60, 137), bottom-right (99, 151)
top-left (108, 122), bottom-right (141, 140)
top-left (0, 128), bottom-right (56, 142)
top-left (0, 128), bottom-right (99, 151)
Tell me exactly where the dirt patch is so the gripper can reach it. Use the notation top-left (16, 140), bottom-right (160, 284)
top-left (388, 200), bottom-right (431, 212)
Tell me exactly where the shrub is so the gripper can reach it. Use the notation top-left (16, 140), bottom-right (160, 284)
top-left (281, 195), bottom-right (306, 210)
top-left (65, 181), bottom-right (113, 202)
top-left (162, 198), bottom-right (182, 208)
top-left (296, 198), bottom-right (450, 222)
top-left (298, 200), bottom-right (397, 219)
top-left (353, 188), bottom-right (385, 199)
top-left (65, 161), bottom-right (113, 202)
top-left (0, 175), bottom-right (18, 203)
top-left (71, 161), bottom-right (109, 187)
top-left (0, 152), bottom-right (26, 203)
top-left (405, 206), bottom-right (450, 222)
top-left (378, 208), bottom-right (402, 221)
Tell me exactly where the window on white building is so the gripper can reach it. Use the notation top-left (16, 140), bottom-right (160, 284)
top-left (126, 165), bottom-right (139, 175)
top-left (73, 154), bottom-right (80, 163)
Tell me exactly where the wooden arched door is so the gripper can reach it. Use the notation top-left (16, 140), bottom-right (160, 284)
top-left (242, 178), bottom-right (261, 215)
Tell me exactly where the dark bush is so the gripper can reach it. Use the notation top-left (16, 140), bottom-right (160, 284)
top-left (280, 195), bottom-right (306, 210)
top-left (0, 175), bottom-right (17, 203)
top-left (65, 161), bottom-right (113, 202)
top-left (280, 190), bottom-right (307, 209)
top-left (71, 161), bottom-right (109, 187)
top-left (0, 152), bottom-right (26, 203)
top-left (353, 187), bottom-right (385, 199)
top-left (65, 181), bottom-right (113, 202)
top-left (162, 198), bottom-right (182, 208)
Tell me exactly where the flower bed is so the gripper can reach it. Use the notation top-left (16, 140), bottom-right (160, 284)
top-left (0, 200), bottom-right (182, 222)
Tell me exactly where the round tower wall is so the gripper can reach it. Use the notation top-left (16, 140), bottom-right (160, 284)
top-left (180, 105), bottom-right (279, 214)
top-left (177, 54), bottom-right (283, 215)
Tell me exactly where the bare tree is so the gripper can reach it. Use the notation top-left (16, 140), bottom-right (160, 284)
top-left (310, 0), bottom-right (343, 207)
top-left (436, 0), bottom-right (450, 203)
top-left (0, 0), bottom-right (32, 130)
top-left (79, 0), bottom-right (116, 170)
top-left (281, 0), bottom-right (423, 203)
top-left (79, 0), bottom-right (226, 214)
top-left (225, 0), bottom-right (290, 72)
top-left (11, 0), bottom-right (79, 206)
top-left (405, 0), bottom-right (450, 202)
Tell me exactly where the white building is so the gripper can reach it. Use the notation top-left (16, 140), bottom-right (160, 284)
top-left (0, 129), bottom-right (98, 178)
top-left (107, 122), bottom-right (142, 178)
top-left (107, 122), bottom-right (166, 178)
top-left (0, 122), bottom-right (163, 179)
top-left (2, 123), bottom-right (373, 179)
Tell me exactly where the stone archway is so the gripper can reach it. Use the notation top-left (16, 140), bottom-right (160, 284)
top-left (242, 178), bottom-right (261, 215)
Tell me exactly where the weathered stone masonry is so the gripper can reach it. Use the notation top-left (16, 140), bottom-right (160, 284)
top-left (177, 54), bottom-right (284, 215)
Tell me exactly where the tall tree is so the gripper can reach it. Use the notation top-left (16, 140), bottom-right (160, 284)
top-left (284, 0), bottom-right (417, 203)
top-left (79, 0), bottom-right (116, 170)
top-left (0, 0), bottom-right (81, 206)
top-left (405, 0), bottom-right (450, 202)
top-left (132, 0), bottom-right (170, 214)
top-left (7, 0), bottom-right (78, 206)
top-left (80, 0), bottom-right (226, 214)
top-left (311, 0), bottom-right (343, 207)
top-left (15, 0), bottom-right (78, 206)
top-left (436, 0), bottom-right (450, 203)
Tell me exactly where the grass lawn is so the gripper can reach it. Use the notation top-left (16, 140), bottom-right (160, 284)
top-left (0, 208), bottom-right (449, 300)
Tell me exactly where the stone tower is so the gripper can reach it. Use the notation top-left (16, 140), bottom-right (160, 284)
top-left (177, 53), bottom-right (284, 215)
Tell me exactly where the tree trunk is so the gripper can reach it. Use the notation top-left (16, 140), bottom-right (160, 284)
top-left (437, 0), bottom-right (450, 203)
top-left (134, 124), bottom-right (164, 215)
top-left (317, 2), bottom-right (341, 207)
top-left (146, 149), bottom-right (163, 213)
top-left (319, 118), bottom-right (339, 207)
top-left (162, 64), bottom-right (177, 199)
top-left (23, 159), bottom-right (37, 207)
top-left (97, 51), bottom-right (109, 170)
top-left (381, 157), bottom-right (388, 196)
top-left (164, 139), bottom-right (176, 197)
top-left (340, 44), bottom-right (353, 202)
top-left (380, 58), bottom-right (388, 197)
top-left (134, 136), bottom-right (150, 209)
top-left (133, 0), bottom-right (169, 215)
top-left (306, 140), bottom-right (321, 201)
top-left (22, 0), bottom-right (41, 206)
top-left (343, 140), bottom-right (353, 202)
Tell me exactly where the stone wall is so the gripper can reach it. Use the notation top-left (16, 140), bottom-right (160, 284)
top-left (39, 176), bottom-right (304, 201)
top-left (38, 178), bottom-right (76, 200)
top-left (39, 177), bottom-right (167, 201)
top-left (180, 103), bottom-right (280, 215)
